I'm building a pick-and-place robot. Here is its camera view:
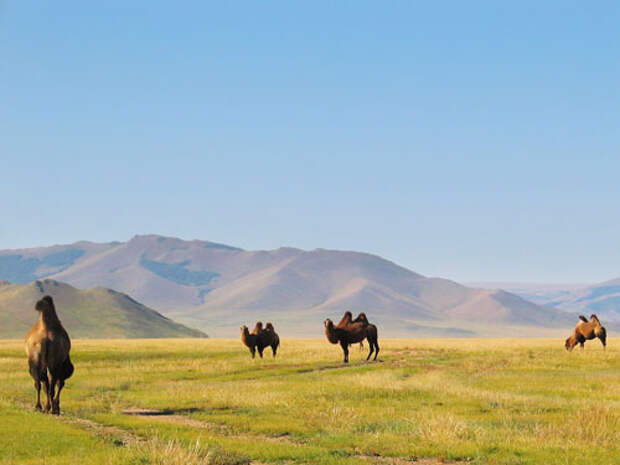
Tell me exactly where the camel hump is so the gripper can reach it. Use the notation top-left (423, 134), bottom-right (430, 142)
top-left (335, 312), bottom-right (353, 328)
top-left (579, 315), bottom-right (588, 323)
top-left (590, 314), bottom-right (601, 324)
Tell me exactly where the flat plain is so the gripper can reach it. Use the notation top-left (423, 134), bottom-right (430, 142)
top-left (0, 338), bottom-right (617, 465)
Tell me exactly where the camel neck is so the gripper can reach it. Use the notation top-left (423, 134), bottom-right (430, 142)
top-left (41, 309), bottom-right (61, 328)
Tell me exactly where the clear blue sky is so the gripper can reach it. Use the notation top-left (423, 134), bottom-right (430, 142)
top-left (1, 1), bottom-right (619, 283)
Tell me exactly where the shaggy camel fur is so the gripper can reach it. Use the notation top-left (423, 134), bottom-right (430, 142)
top-left (565, 314), bottom-right (607, 351)
top-left (25, 296), bottom-right (74, 414)
top-left (324, 312), bottom-right (379, 363)
top-left (337, 311), bottom-right (365, 350)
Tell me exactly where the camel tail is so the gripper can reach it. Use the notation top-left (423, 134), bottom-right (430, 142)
top-left (579, 315), bottom-right (588, 323)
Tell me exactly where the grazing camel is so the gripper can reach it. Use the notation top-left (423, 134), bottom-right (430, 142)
top-left (25, 296), bottom-right (74, 414)
top-left (565, 314), bottom-right (607, 351)
top-left (240, 325), bottom-right (259, 358)
top-left (324, 312), bottom-right (379, 363)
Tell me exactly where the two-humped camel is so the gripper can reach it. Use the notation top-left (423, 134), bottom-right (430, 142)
top-left (565, 314), bottom-right (607, 351)
top-left (324, 311), bottom-right (379, 363)
top-left (241, 321), bottom-right (280, 358)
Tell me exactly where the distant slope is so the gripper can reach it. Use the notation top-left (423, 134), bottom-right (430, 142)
top-left (0, 279), bottom-right (207, 339)
top-left (471, 280), bottom-right (620, 323)
top-left (0, 235), bottom-right (574, 336)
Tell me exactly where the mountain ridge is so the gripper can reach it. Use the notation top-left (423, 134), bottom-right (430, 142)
top-left (0, 278), bottom-right (207, 339)
top-left (0, 235), bottom-right (575, 336)
top-left (470, 280), bottom-right (620, 323)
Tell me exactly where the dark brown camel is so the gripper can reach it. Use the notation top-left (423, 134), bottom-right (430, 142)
top-left (337, 311), bottom-right (365, 350)
top-left (565, 314), bottom-right (607, 351)
top-left (241, 322), bottom-right (280, 358)
top-left (254, 321), bottom-right (280, 358)
top-left (324, 312), bottom-right (379, 363)
top-left (25, 296), bottom-right (74, 414)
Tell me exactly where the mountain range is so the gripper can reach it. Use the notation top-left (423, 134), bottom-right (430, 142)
top-left (0, 279), bottom-right (207, 339)
top-left (0, 235), bottom-right (576, 336)
top-left (471, 280), bottom-right (620, 323)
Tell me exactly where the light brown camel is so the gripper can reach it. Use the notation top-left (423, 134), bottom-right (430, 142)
top-left (254, 321), bottom-right (280, 358)
top-left (565, 314), bottom-right (607, 351)
top-left (25, 295), bottom-right (74, 414)
top-left (324, 312), bottom-right (379, 363)
top-left (240, 325), bottom-right (258, 358)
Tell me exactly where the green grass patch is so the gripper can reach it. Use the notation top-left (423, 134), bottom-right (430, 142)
top-left (0, 338), bottom-right (618, 464)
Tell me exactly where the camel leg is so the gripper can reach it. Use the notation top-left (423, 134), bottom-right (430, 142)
top-left (271, 343), bottom-right (277, 357)
top-left (34, 380), bottom-right (42, 411)
top-left (600, 336), bottom-right (606, 350)
top-left (29, 364), bottom-right (43, 411)
top-left (45, 372), bottom-right (54, 414)
top-left (366, 339), bottom-right (379, 361)
top-left (250, 347), bottom-right (256, 358)
top-left (52, 379), bottom-right (65, 415)
top-left (366, 338), bottom-right (374, 361)
top-left (257, 346), bottom-right (264, 358)
top-left (339, 340), bottom-right (349, 363)
top-left (580, 341), bottom-right (585, 350)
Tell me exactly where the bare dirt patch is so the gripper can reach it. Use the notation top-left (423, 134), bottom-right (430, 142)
top-left (358, 455), bottom-right (468, 465)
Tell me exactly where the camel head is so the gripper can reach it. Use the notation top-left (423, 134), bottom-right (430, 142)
top-left (241, 325), bottom-right (251, 337)
top-left (565, 336), bottom-right (577, 351)
top-left (35, 295), bottom-right (55, 313)
top-left (324, 318), bottom-right (339, 344)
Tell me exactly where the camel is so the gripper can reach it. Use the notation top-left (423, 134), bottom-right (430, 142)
top-left (240, 325), bottom-right (259, 358)
top-left (241, 322), bottom-right (280, 358)
top-left (565, 314), bottom-right (607, 351)
top-left (324, 312), bottom-right (379, 363)
top-left (25, 296), bottom-right (74, 414)
top-left (254, 322), bottom-right (280, 358)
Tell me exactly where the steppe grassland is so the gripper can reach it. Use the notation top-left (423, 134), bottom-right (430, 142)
top-left (0, 338), bottom-right (617, 465)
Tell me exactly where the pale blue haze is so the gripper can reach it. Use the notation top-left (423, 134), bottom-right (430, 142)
top-left (1, 1), bottom-right (619, 282)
